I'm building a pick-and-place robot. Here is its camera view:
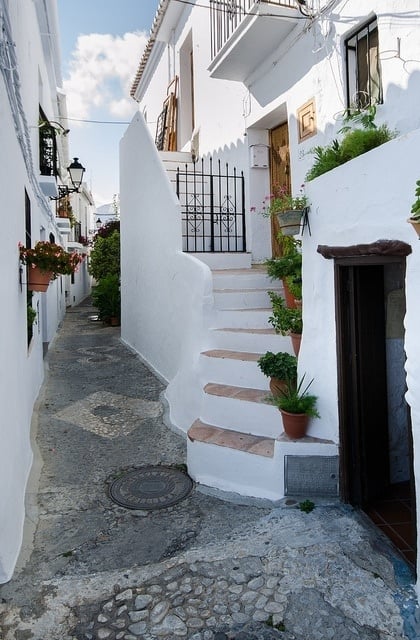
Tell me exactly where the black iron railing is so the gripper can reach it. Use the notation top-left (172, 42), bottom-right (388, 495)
top-left (176, 158), bottom-right (246, 253)
top-left (210, 0), bottom-right (296, 60)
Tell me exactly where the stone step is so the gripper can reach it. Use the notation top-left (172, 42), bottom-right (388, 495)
top-left (187, 419), bottom-right (283, 501)
top-left (202, 383), bottom-right (281, 438)
top-left (212, 267), bottom-right (280, 290)
top-left (208, 328), bottom-right (293, 353)
top-left (213, 288), bottom-right (275, 310)
top-left (212, 308), bottom-right (273, 329)
top-left (194, 253), bottom-right (252, 270)
top-left (188, 419), bottom-right (275, 457)
top-left (199, 349), bottom-right (267, 388)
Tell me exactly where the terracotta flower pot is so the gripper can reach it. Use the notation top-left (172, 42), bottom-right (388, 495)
top-left (28, 266), bottom-right (53, 292)
top-left (282, 279), bottom-right (297, 309)
top-left (269, 377), bottom-right (287, 397)
top-left (407, 217), bottom-right (420, 238)
top-left (280, 409), bottom-right (309, 439)
top-left (290, 332), bottom-right (301, 357)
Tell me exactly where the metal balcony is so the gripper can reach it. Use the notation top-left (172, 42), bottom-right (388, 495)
top-left (209, 0), bottom-right (301, 82)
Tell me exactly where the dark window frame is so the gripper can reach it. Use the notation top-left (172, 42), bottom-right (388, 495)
top-left (345, 18), bottom-right (383, 109)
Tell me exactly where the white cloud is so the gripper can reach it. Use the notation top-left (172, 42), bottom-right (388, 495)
top-left (63, 31), bottom-right (148, 121)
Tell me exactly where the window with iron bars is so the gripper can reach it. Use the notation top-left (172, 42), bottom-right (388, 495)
top-left (345, 18), bottom-right (383, 109)
top-left (39, 108), bottom-right (58, 176)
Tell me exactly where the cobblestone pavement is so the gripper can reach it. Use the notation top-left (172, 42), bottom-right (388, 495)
top-left (0, 300), bottom-right (419, 640)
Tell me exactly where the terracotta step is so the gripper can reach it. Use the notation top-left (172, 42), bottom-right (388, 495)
top-left (204, 382), bottom-right (268, 403)
top-left (188, 419), bottom-right (275, 458)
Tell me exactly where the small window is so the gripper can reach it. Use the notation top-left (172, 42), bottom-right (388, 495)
top-left (345, 19), bottom-right (383, 109)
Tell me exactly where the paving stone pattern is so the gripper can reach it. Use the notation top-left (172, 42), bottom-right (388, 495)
top-left (0, 300), bottom-right (418, 640)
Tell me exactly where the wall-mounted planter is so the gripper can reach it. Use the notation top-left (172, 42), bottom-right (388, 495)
top-left (277, 209), bottom-right (304, 236)
top-left (28, 267), bottom-right (53, 292)
top-left (407, 217), bottom-right (420, 239)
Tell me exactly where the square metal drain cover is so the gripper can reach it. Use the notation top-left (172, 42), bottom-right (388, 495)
top-left (285, 455), bottom-right (339, 496)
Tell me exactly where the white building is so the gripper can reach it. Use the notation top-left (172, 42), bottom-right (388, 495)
top-left (120, 0), bottom-right (420, 592)
top-left (0, 0), bottom-right (90, 582)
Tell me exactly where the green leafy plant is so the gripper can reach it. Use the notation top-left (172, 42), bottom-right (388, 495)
top-left (266, 615), bottom-right (286, 631)
top-left (268, 292), bottom-right (302, 334)
top-left (27, 305), bottom-right (37, 326)
top-left (270, 376), bottom-right (320, 418)
top-left (284, 274), bottom-right (302, 301)
top-left (338, 103), bottom-right (378, 133)
top-left (255, 184), bottom-right (309, 216)
top-left (92, 273), bottom-right (121, 321)
top-left (299, 499), bottom-right (315, 513)
top-left (410, 179), bottom-right (420, 220)
top-left (257, 351), bottom-right (297, 381)
top-left (19, 241), bottom-right (85, 278)
top-left (306, 124), bottom-right (396, 181)
top-left (89, 230), bottom-right (120, 280)
top-left (265, 251), bottom-right (301, 282)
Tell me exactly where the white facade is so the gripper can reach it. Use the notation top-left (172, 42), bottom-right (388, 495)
top-left (0, 0), bottom-right (85, 582)
top-left (121, 0), bottom-right (420, 593)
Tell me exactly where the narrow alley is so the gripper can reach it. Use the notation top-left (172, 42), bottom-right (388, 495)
top-left (0, 299), bottom-right (418, 640)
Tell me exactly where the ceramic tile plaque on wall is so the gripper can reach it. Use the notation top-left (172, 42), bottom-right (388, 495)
top-left (297, 98), bottom-right (317, 142)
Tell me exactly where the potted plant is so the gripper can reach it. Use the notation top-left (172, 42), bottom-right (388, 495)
top-left (268, 291), bottom-right (303, 356)
top-left (257, 351), bottom-right (297, 396)
top-left (19, 241), bottom-right (85, 291)
top-left (408, 179), bottom-right (420, 238)
top-left (265, 235), bottom-right (302, 307)
top-left (270, 376), bottom-right (319, 439)
top-left (261, 184), bottom-right (309, 236)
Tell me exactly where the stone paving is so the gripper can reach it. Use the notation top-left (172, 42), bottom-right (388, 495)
top-left (0, 299), bottom-right (419, 640)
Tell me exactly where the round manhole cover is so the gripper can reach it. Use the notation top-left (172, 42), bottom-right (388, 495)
top-left (109, 466), bottom-right (193, 510)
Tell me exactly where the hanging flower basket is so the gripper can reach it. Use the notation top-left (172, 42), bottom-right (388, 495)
top-left (277, 209), bottom-right (305, 236)
top-left (28, 266), bottom-right (53, 292)
top-left (19, 241), bottom-right (85, 284)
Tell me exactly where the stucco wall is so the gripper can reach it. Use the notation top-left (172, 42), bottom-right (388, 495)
top-left (136, 3), bottom-right (272, 262)
top-left (120, 113), bottom-right (213, 389)
top-left (0, 0), bottom-right (68, 583)
top-left (301, 128), bottom-right (420, 584)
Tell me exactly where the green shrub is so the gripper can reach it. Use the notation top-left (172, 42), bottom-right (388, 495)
top-left (306, 124), bottom-right (396, 181)
top-left (89, 230), bottom-right (120, 280)
top-left (92, 273), bottom-right (121, 321)
top-left (257, 351), bottom-right (297, 381)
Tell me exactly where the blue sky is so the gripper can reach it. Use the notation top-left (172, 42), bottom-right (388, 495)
top-left (57, 0), bottom-right (160, 207)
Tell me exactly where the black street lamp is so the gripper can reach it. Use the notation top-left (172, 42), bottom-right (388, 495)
top-left (50, 157), bottom-right (86, 200)
top-left (67, 158), bottom-right (85, 191)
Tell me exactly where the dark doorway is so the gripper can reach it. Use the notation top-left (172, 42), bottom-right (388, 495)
top-left (335, 257), bottom-right (416, 570)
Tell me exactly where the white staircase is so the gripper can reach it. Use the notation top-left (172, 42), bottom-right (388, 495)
top-left (183, 266), bottom-right (283, 500)
top-left (159, 152), bottom-right (338, 501)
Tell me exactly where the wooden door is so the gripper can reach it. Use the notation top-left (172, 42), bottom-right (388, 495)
top-left (269, 123), bottom-right (290, 257)
top-left (337, 263), bottom-right (390, 505)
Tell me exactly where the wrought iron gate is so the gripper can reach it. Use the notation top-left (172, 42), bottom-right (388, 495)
top-left (176, 158), bottom-right (246, 253)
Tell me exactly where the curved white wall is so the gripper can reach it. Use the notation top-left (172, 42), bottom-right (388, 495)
top-left (120, 113), bottom-right (213, 417)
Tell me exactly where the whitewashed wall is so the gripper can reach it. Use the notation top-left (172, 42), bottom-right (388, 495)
top-left (136, 2), bottom-right (271, 262)
top-left (301, 128), bottom-right (420, 589)
top-left (0, 0), bottom-right (67, 583)
top-left (120, 113), bottom-right (213, 419)
top-left (246, 0), bottom-right (420, 212)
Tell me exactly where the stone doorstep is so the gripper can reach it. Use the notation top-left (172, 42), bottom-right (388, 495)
top-left (188, 419), bottom-right (275, 458)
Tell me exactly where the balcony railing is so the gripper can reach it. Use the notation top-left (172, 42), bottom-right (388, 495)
top-left (209, 0), bottom-right (300, 81)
